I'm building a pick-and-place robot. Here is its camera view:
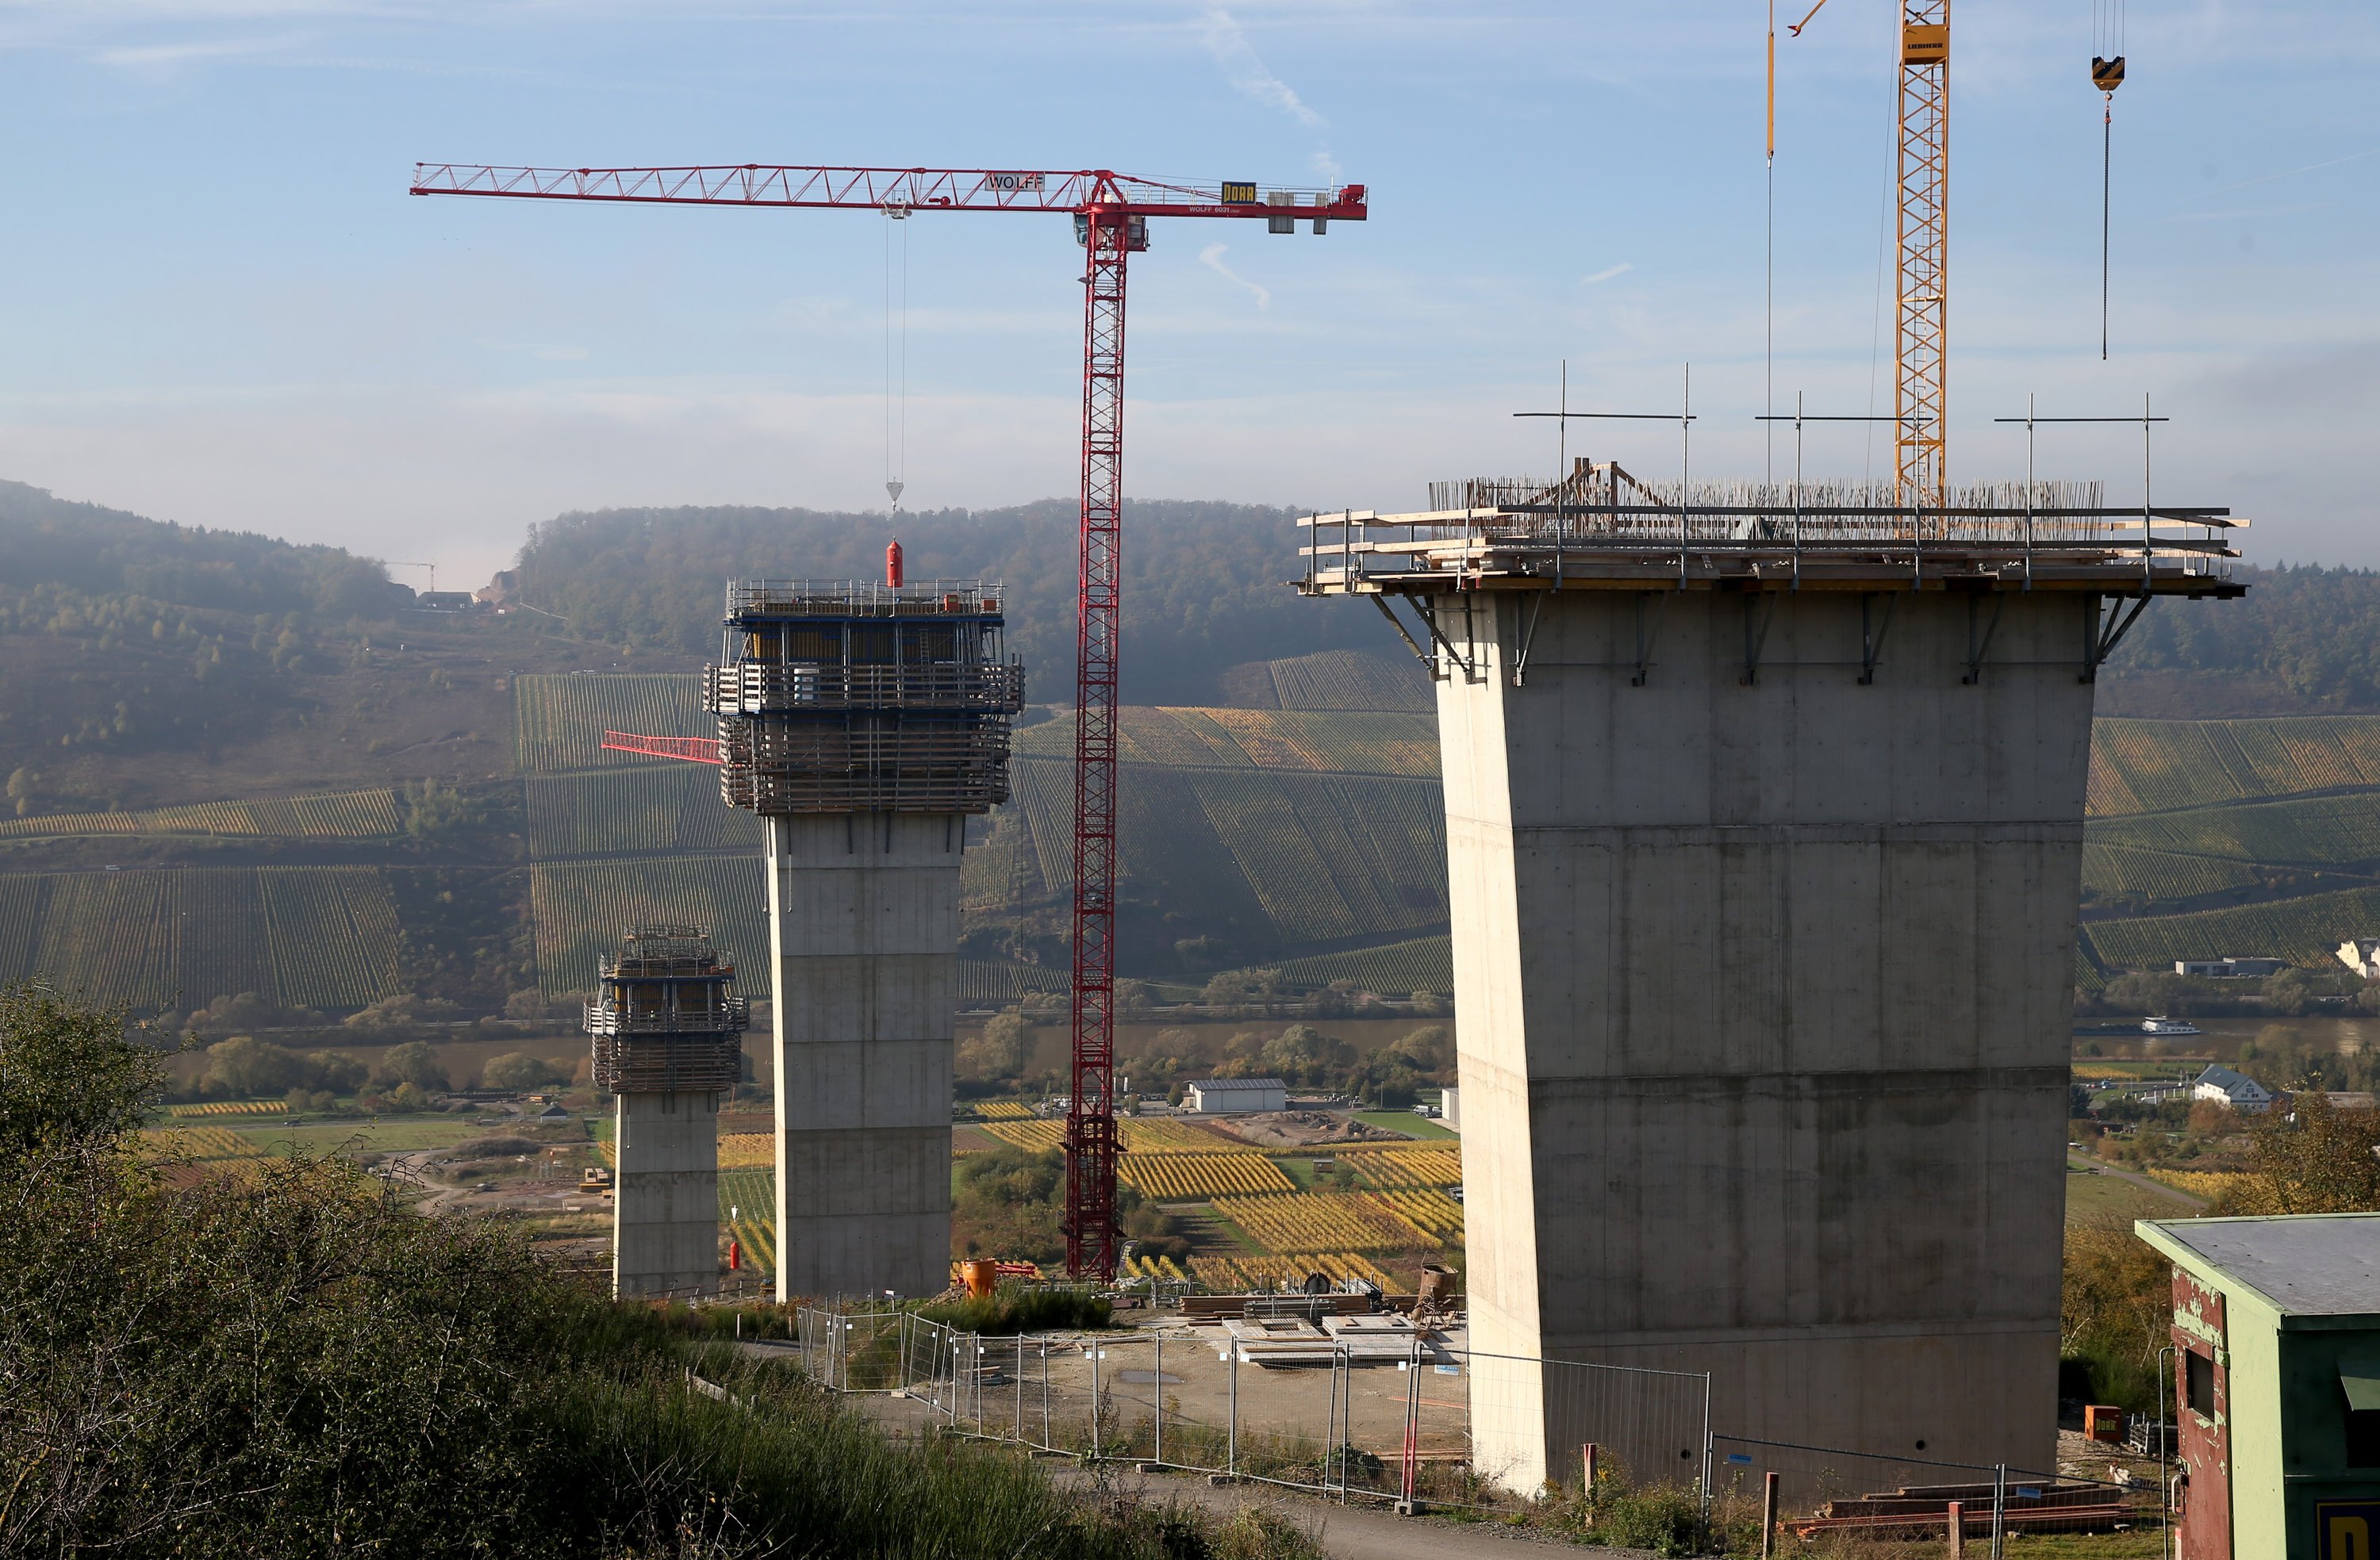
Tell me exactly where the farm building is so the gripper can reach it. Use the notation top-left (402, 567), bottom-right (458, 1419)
top-left (2194, 1064), bottom-right (2277, 1114)
top-left (2175, 956), bottom-right (2288, 979)
top-left (2340, 939), bottom-right (2380, 980)
top-left (1184, 1078), bottom-right (1287, 1115)
top-left (2136, 1213), bottom-right (2380, 1560)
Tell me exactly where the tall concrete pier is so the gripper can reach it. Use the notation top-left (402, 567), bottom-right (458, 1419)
top-left (1303, 468), bottom-right (2243, 1485)
top-left (704, 577), bottom-right (1022, 1299)
top-left (587, 926), bottom-right (749, 1297)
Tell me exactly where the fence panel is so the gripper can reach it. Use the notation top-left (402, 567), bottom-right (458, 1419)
top-left (1710, 1435), bottom-right (2153, 1549)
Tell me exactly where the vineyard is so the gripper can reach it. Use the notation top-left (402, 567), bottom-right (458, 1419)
top-left (2079, 845), bottom-right (2260, 903)
top-left (1258, 650), bottom-right (1432, 714)
top-left (1118, 1153), bottom-right (1296, 1200)
top-left (2087, 716), bottom-right (2380, 816)
top-left (143, 1126), bottom-right (265, 1162)
top-left (0, 864), bottom-right (401, 1009)
top-left (2086, 885), bottom-right (2380, 972)
top-left (0, 788), bottom-right (401, 841)
top-left (972, 1101), bottom-right (1037, 1121)
top-left (718, 1133), bottom-right (773, 1169)
top-left (2090, 793), bottom-right (2380, 870)
top-left (2146, 1170), bottom-right (2247, 1205)
top-left (1211, 1192), bottom-right (1434, 1255)
top-left (529, 857), bottom-right (770, 995)
top-left (1014, 707), bottom-right (1440, 778)
top-left (980, 1117), bottom-right (1243, 1156)
top-left (513, 674), bottom-right (708, 774)
top-left (524, 767), bottom-right (756, 859)
top-left (1338, 1146), bottom-right (1464, 1189)
top-left (717, 1167), bottom-right (777, 1275)
top-left (957, 958), bottom-right (1069, 1008)
top-left (163, 1101), bottom-right (286, 1118)
top-left (1189, 1251), bottom-right (1404, 1294)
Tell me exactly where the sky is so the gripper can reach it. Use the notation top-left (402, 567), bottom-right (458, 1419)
top-left (0, 0), bottom-right (2373, 588)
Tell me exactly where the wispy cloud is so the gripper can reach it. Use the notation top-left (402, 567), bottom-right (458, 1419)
top-left (1200, 8), bottom-right (1322, 128)
top-left (94, 35), bottom-right (291, 67)
top-left (1199, 243), bottom-right (1269, 311)
top-left (1580, 263), bottom-right (1633, 286)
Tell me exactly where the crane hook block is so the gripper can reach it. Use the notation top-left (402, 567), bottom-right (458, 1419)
top-left (2091, 55), bottom-right (2125, 94)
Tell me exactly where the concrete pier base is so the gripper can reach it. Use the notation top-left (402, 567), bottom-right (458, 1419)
top-left (1436, 586), bottom-right (2090, 1487)
top-left (613, 1089), bottom-right (721, 1297)
top-left (767, 811), bottom-right (961, 1300)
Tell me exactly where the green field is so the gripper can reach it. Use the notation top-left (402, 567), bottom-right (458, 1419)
top-left (0, 864), bottom-right (401, 1008)
top-left (234, 1118), bottom-right (507, 1156)
top-left (1353, 1110), bottom-right (1455, 1140)
top-left (513, 673), bottom-right (708, 774)
top-left (2079, 843), bottom-right (2262, 902)
top-left (1013, 706), bottom-right (1440, 776)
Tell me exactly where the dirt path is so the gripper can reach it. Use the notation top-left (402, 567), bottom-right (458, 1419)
top-left (2072, 1152), bottom-right (2208, 1209)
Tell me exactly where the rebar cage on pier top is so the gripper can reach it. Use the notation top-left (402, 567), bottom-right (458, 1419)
top-left (585, 925), bottom-right (749, 1093)
top-left (702, 580), bottom-right (1025, 815)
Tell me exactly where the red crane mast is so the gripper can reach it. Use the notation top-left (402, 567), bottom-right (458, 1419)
top-left (416, 163), bottom-right (1369, 1280)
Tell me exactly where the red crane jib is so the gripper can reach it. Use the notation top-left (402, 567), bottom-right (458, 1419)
top-left (601, 731), bottom-right (722, 765)
top-left (419, 161), bottom-right (1366, 1280)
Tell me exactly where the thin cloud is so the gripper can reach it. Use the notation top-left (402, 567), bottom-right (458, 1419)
top-left (1199, 243), bottom-right (1270, 311)
top-left (94, 35), bottom-right (291, 67)
top-left (1580, 263), bottom-right (1633, 286)
top-left (1201, 8), bottom-right (1323, 128)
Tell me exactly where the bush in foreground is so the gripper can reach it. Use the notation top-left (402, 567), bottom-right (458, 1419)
top-left (0, 981), bottom-right (1314, 1560)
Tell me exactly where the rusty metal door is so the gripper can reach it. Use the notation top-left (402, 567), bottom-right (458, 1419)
top-left (2174, 1271), bottom-right (2232, 1560)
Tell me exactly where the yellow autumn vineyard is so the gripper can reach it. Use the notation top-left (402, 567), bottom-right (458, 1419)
top-left (718, 1133), bottom-right (773, 1168)
top-left (163, 1100), bottom-right (286, 1118)
top-left (1339, 1147), bottom-right (1462, 1188)
top-left (1191, 1251), bottom-right (1404, 1294)
top-left (142, 1126), bottom-right (266, 1161)
top-left (2148, 1169), bottom-right (2251, 1204)
top-left (981, 1117), bottom-right (1245, 1156)
top-left (1213, 1192), bottom-right (1432, 1255)
top-left (1119, 1153), bottom-right (1296, 1200)
top-left (973, 1101), bottom-right (1037, 1121)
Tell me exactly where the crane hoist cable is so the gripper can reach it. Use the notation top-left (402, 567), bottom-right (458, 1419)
top-left (2093, 0), bottom-right (2126, 361)
top-left (883, 201), bottom-right (910, 511)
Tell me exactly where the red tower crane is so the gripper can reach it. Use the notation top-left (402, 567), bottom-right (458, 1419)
top-left (416, 163), bottom-right (1369, 1279)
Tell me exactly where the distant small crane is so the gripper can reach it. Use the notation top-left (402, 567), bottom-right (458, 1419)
top-left (386, 561), bottom-right (439, 595)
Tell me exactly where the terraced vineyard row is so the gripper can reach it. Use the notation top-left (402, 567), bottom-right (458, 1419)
top-left (1273, 936), bottom-right (1455, 996)
top-left (514, 674), bottom-right (707, 774)
top-left (1190, 1251), bottom-right (1403, 1294)
top-left (1373, 1188), bottom-right (1464, 1242)
top-left (2088, 716), bottom-right (2380, 816)
top-left (980, 1117), bottom-right (1242, 1156)
top-left (2090, 793), bottom-right (2380, 869)
top-left (524, 766), bottom-right (756, 858)
top-left (972, 1101), bottom-right (1037, 1121)
top-left (144, 1126), bottom-right (265, 1161)
top-left (1212, 1193), bottom-right (1433, 1255)
top-left (529, 857), bottom-right (769, 995)
top-left (719, 1133), bottom-right (773, 1168)
top-left (1339, 1146), bottom-right (1464, 1189)
top-left (717, 1167), bottom-right (777, 1274)
top-left (0, 865), bottom-right (401, 1009)
top-left (2086, 884), bottom-right (2380, 971)
top-left (1012, 707), bottom-right (1439, 778)
top-left (1118, 1153), bottom-right (1296, 1200)
top-left (0, 788), bottom-right (401, 841)
top-left (1259, 650), bottom-right (1432, 714)
top-left (957, 958), bottom-right (1068, 1008)
top-left (164, 1101), bottom-right (286, 1118)
top-left (2079, 845), bottom-right (2260, 902)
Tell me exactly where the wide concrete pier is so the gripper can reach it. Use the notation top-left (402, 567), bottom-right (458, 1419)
top-left (1437, 586), bottom-right (2094, 1483)
top-left (766, 811), bottom-right (963, 1298)
top-left (613, 1089), bottom-right (724, 1297)
top-left (1296, 467), bottom-right (2245, 1487)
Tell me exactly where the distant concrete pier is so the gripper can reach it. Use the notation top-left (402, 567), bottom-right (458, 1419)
top-left (1302, 470), bottom-right (2244, 1483)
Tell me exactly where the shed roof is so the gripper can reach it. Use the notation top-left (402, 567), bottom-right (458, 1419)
top-left (2137, 1213), bottom-right (2380, 1318)
top-left (2193, 1064), bottom-right (2269, 1096)
top-left (1188, 1077), bottom-right (1287, 1091)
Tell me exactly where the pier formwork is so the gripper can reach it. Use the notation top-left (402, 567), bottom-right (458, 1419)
top-left (705, 581), bottom-right (1022, 1299)
top-left (1303, 470), bottom-right (2244, 1485)
top-left (587, 926), bottom-right (749, 1298)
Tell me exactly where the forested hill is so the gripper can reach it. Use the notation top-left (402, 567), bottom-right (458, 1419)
top-left (2098, 565), bottom-right (2380, 715)
top-left (514, 500), bottom-right (1386, 707)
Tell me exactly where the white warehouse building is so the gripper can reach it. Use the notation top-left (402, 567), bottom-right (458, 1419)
top-left (1184, 1077), bottom-right (1287, 1115)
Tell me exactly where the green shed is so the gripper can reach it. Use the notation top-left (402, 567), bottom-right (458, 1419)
top-left (2137, 1213), bottom-right (2380, 1560)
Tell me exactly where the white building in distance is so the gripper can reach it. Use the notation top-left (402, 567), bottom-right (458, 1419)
top-left (2192, 1064), bottom-right (2274, 1114)
top-left (2340, 939), bottom-right (2380, 979)
top-left (1184, 1077), bottom-right (1287, 1115)
top-left (2173, 956), bottom-right (2287, 979)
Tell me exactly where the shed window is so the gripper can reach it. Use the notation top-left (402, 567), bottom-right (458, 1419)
top-left (2184, 1349), bottom-right (2214, 1416)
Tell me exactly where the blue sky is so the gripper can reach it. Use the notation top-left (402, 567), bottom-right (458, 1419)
top-left (1, 1), bottom-right (2372, 586)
